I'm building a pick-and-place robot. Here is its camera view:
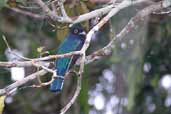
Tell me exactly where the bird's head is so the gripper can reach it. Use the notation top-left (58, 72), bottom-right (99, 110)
top-left (70, 25), bottom-right (86, 37)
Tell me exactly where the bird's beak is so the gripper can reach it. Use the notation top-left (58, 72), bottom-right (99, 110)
top-left (79, 31), bottom-right (86, 35)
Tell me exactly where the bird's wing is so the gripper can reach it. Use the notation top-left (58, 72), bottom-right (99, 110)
top-left (56, 35), bottom-right (82, 76)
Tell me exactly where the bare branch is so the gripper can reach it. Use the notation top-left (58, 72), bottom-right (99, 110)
top-left (58, 0), bottom-right (72, 21)
top-left (32, 74), bottom-right (56, 88)
top-left (34, 0), bottom-right (72, 23)
top-left (33, 50), bottom-right (82, 61)
top-left (60, 66), bottom-right (83, 114)
top-left (0, 51), bottom-right (81, 68)
top-left (0, 61), bottom-right (47, 67)
top-left (9, 7), bottom-right (45, 20)
top-left (34, 0), bottom-right (114, 23)
top-left (85, 1), bottom-right (171, 63)
top-left (0, 70), bottom-right (48, 95)
top-left (2, 35), bottom-right (11, 51)
top-left (80, 0), bottom-right (148, 57)
top-left (1, 1), bottom-right (171, 113)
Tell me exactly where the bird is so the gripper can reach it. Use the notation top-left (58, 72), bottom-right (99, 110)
top-left (50, 25), bottom-right (86, 92)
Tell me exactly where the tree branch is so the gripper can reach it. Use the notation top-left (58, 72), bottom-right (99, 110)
top-left (9, 7), bottom-right (45, 20)
top-left (1, 1), bottom-right (171, 114)
top-left (85, 0), bottom-right (171, 63)
top-left (0, 70), bottom-right (48, 95)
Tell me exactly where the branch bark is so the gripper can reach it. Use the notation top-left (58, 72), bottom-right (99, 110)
top-left (1, 1), bottom-right (171, 114)
top-left (0, 70), bottom-right (48, 95)
top-left (86, 1), bottom-right (171, 63)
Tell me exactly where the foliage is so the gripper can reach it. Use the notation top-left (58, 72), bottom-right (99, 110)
top-left (0, 96), bottom-right (6, 114)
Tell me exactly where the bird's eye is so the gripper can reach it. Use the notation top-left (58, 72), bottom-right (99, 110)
top-left (74, 29), bottom-right (79, 34)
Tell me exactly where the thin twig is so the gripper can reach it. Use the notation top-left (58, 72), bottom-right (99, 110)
top-left (1, 1), bottom-right (171, 114)
top-left (0, 70), bottom-right (48, 95)
top-left (2, 35), bottom-right (31, 60)
top-left (32, 74), bottom-right (56, 88)
top-left (60, 73), bottom-right (82, 114)
top-left (2, 35), bottom-right (11, 51)
top-left (85, 0), bottom-right (170, 64)
top-left (58, 0), bottom-right (72, 21)
top-left (9, 7), bottom-right (45, 19)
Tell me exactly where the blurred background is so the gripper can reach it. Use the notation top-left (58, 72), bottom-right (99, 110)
top-left (0, 0), bottom-right (171, 114)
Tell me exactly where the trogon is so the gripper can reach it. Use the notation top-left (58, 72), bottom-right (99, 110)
top-left (50, 25), bottom-right (86, 92)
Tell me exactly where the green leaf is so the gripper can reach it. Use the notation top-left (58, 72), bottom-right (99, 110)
top-left (0, 95), bottom-right (6, 114)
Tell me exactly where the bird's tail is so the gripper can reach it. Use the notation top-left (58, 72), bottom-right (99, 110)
top-left (50, 76), bottom-right (64, 92)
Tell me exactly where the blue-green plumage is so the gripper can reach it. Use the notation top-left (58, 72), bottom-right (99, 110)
top-left (50, 25), bottom-right (86, 92)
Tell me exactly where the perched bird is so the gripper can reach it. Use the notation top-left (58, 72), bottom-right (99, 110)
top-left (50, 25), bottom-right (86, 92)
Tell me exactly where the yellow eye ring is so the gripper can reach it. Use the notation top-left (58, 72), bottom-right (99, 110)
top-left (74, 29), bottom-right (79, 34)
